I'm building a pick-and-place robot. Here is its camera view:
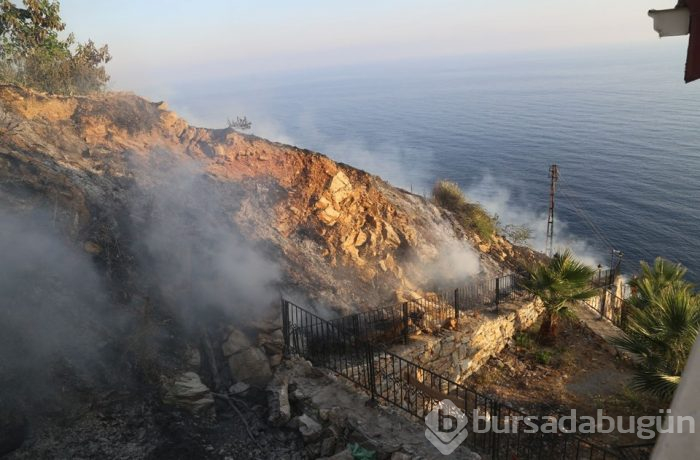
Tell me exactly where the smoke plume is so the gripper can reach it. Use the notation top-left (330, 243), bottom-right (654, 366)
top-left (0, 209), bottom-right (113, 409)
top-left (129, 160), bottom-right (281, 326)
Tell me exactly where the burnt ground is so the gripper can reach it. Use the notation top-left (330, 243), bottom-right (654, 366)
top-left (464, 318), bottom-right (666, 447)
top-left (5, 387), bottom-right (303, 460)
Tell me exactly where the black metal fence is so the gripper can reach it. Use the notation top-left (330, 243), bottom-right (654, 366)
top-left (616, 443), bottom-right (656, 460)
top-left (326, 273), bottom-right (532, 347)
top-left (324, 270), bottom-right (621, 348)
top-left (282, 298), bottom-right (633, 460)
top-left (455, 272), bottom-right (530, 311)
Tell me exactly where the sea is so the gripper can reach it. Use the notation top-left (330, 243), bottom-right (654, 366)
top-left (163, 42), bottom-right (700, 282)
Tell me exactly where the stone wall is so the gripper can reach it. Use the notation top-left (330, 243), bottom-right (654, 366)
top-left (398, 299), bottom-right (543, 384)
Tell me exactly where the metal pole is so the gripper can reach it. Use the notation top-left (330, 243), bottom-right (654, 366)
top-left (495, 277), bottom-right (500, 313)
top-left (282, 298), bottom-right (290, 357)
top-left (545, 164), bottom-right (559, 257)
top-left (402, 302), bottom-right (409, 345)
top-left (609, 249), bottom-right (616, 287)
top-left (453, 289), bottom-right (459, 326)
top-left (366, 342), bottom-right (376, 403)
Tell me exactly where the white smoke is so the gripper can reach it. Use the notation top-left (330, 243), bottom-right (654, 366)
top-left (422, 238), bottom-right (483, 289)
top-left (465, 174), bottom-right (604, 267)
top-left (130, 160), bottom-right (280, 325)
top-left (0, 209), bottom-right (113, 408)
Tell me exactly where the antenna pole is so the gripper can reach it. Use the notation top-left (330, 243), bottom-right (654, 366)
top-left (546, 164), bottom-right (559, 256)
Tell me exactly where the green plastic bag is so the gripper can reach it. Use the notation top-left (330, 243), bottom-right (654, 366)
top-left (348, 442), bottom-right (376, 460)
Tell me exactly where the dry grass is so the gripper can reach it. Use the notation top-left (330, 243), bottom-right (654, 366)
top-left (432, 180), bottom-right (496, 241)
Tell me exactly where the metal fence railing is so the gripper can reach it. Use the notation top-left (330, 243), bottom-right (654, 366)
top-left (320, 269), bottom-right (628, 351)
top-left (284, 300), bottom-right (372, 388)
top-left (455, 272), bottom-right (530, 310)
top-left (326, 273), bottom-right (533, 347)
top-left (590, 268), bottom-right (616, 289)
top-left (616, 443), bottom-right (656, 460)
top-left (282, 298), bottom-right (637, 459)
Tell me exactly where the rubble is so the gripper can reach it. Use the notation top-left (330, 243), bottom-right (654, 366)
top-left (267, 375), bottom-right (291, 426)
top-left (294, 414), bottom-right (323, 442)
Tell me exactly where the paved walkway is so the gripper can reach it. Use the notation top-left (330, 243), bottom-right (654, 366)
top-left (282, 358), bottom-right (481, 460)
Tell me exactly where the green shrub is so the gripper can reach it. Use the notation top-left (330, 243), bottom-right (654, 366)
top-left (535, 350), bottom-right (553, 365)
top-left (514, 331), bottom-right (533, 349)
top-left (432, 180), bottom-right (496, 241)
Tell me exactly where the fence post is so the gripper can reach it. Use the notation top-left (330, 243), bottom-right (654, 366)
top-left (402, 302), bottom-right (409, 345)
top-left (453, 289), bottom-right (459, 326)
top-left (366, 341), bottom-right (377, 403)
top-left (490, 400), bottom-right (500, 458)
top-left (495, 277), bottom-right (500, 313)
top-left (281, 299), bottom-right (290, 357)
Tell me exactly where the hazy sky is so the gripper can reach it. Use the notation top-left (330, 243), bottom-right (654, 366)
top-left (57, 0), bottom-right (681, 89)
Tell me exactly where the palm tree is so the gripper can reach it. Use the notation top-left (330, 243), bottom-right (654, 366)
top-left (628, 257), bottom-right (692, 310)
top-left (613, 286), bottom-right (700, 401)
top-left (524, 250), bottom-right (597, 344)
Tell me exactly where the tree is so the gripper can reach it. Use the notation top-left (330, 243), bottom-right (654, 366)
top-left (523, 250), bottom-right (596, 344)
top-left (613, 259), bottom-right (699, 401)
top-left (0, 0), bottom-right (111, 94)
top-left (628, 257), bottom-right (691, 310)
top-left (613, 286), bottom-right (700, 401)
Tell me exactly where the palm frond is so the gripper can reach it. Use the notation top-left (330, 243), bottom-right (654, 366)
top-left (616, 280), bottom-right (700, 401)
top-left (628, 369), bottom-right (681, 402)
top-left (524, 249), bottom-right (595, 321)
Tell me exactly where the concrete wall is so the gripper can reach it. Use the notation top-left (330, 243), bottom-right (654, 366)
top-left (399, 299), bottom-right (543, 383)
top-left (586, 276), bottom-right (626, 323)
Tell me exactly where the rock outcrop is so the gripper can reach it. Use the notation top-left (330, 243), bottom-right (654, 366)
top-left (0, 84), bottom-right (532, 318)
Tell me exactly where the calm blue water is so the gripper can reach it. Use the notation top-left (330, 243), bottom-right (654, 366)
top-left (166, 43), bottom-right (700, 281)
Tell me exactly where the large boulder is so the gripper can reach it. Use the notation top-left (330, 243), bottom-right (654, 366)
top-left (227, 347), bottom-right (273, 386)
top-left (258, 329), bottom-right (284, 355)
top-left (162, 372), bottom-right (215, 414)
top-left (328, 171), bottom-right (353, 204)
top-left (222, 329), bottom-right (252, 357)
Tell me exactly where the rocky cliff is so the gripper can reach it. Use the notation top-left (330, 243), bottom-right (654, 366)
top-left (0, 84), bottom-right (539, 458)
top-left (0, 84), bottom-right (534, 313)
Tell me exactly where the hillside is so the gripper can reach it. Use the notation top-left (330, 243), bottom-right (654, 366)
top-left (0, 85), bottom-right (539, 458)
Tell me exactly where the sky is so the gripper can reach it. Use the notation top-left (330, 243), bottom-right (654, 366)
top-left (56, 0), bottom-right (682, 91)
